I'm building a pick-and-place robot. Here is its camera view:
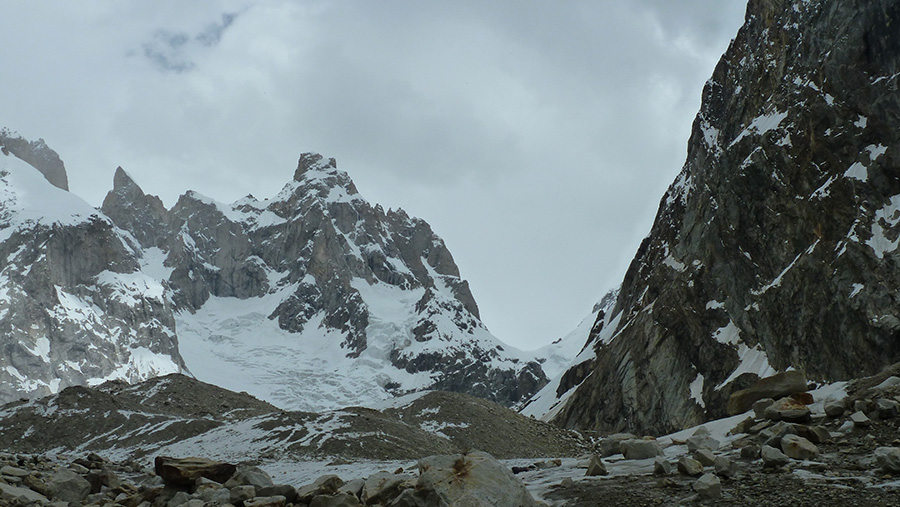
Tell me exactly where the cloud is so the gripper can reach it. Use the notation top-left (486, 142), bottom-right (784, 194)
top-left (136, 11), bottom-right (241, 73)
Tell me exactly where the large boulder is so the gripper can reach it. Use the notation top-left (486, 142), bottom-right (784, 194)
top-left (727, 371), bottom-right (808, 415)
top-left (154, 456), bottom-right (237, 487)
top-left (48, 468), bottom-right (91, 504)
top-left (417, 451), bottom-right (537, 507)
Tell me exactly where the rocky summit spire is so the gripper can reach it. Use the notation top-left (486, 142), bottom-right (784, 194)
top-left (294, 152), bottom-right (338, 180)
top-left (546, 0), bottom-right (900, 435)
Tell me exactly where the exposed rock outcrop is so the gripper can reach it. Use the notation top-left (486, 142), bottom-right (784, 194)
top-left (0, 128), bottom-right (68, 190)
top-left (548, 0), bottom-right (900, 434)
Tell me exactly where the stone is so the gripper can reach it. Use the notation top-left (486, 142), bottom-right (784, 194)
top-left (230, 485), bottom-right (257, 503)
top-left (653, 458), bottom-right (674, 476)
top-left (598, 433), bottom-right (637, 457)
top-left (837, 420), bottom-right (855, 433)
top-left (874, 376), bottom-right (900, 390)
top-left (714, 456), bottom-right (737, 478)
top-left (310, 492), bottom-right (364, 507)
top-left (0, 482), bottom-right (50, 504)
top-left (851, 410), bottom-right (872, 427)
top-left (692, 473), bottom-right (721, 500)
top-left (388, 488), bottom-right (425, 507)
top-left (763, 397), bottom-right (812, 423)
top-left (223, 465), bottom-right (274, 489)
top-left (154, 457), bottom-right (236, 487)
top-left (824, 400), bottom-right (846, 417)
top-left (741, 443), bottom-right (761, 459)
top-left (795, 425), bottom-right (831, 444)
top-left (876, 398), bottom-right (900, 419)
top-left (875, 447), bottom-right (900, 474)
top-left (198, 487), bottom-right (231, 504)
top-left (417, 451), bottom-right (537, 507)
top-left (258, 484), bottom-right (298, 503)
top-left (48, 468), bottom-right (91, 504)
top-left (748, 420), bottom-right (773, 434)
top-left (620, 439), bottom-right (664, 460)
top-left (585, 455), bottom-right (608, 476)
top-left (687, 434), bottom-right (720, 452)
top-left (855, 399), bottom-right (873, 414)
top-left (677, 457), bottom-right (703, 477)
top-left (730, 416), bottom-right (757, 435)
top-left (298, 474), bottom-right (345, 503)
top-left (167, 491), bottom-right (192, 506)
top-left (781, 434), bottom-right (819, 460)
top-left (693, 449), bottom-right (716, 467)
top-left (727, 371), bottom-right (809, 415)
top-left (338, 478), bottom-right (365, 497)
top-left (244, 495), bottom-right (288, 507)
top-left (761, 445), bottom-right (790, 468)
top-left (361, 472), bottom-right (414, 505)
top-left (0, 466), bottom-right (29, 478)
top-left (752, 398), bottom-right (776, 419)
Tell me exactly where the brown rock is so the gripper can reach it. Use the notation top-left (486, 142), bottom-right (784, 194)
top-left (727, 371), bottom-right (808, 415)
top-left (153, 456), bottom-right (237, 487)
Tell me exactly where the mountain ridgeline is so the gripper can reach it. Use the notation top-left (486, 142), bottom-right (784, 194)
top-left (0, 144), bottom-right (546, 409)
top-left (539, 0), bottom-right (900, 435)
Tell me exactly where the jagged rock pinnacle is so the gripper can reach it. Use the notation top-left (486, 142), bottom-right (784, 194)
top-left (294, 153), bottom-right (338, 181)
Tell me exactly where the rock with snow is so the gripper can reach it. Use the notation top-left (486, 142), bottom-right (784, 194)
top-left (538, 0), bottom-right (900, 435)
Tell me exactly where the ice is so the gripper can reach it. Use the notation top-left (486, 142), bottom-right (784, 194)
top-left (866, 195), bottom-right (900, 259)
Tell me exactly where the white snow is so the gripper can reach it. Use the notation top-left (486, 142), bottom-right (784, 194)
top-left (866, 195), bottom-right (900, 259)
top-left (729, 110), bottom-right (789, 147)
top-left (843, 162), bottom-right (868, 182)
top-left (711, 320), bottom-right (775, 390)
top-left (690, 373), bottom-right (705, 408)
top-left (854, 115), bottom-right (868, 128)
top-left (22, 337), bottom-right (51, 362)
top-left (849, 284), bottom-right (864, 298)
top-left (712, 321), bottom-right (741, 346)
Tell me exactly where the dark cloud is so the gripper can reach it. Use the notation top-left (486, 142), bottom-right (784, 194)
top-left (196, 12), bottom-right (238, 47)
top-left (138, 11), bottom-right (240, 72)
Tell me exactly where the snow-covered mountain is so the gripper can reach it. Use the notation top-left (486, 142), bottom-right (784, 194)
top-left (537, 0), bottom-right (900, 435)
top-left (0, 141), bottom-right (546, 410)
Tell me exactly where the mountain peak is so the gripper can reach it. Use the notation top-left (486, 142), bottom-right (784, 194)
top-left (293, 152), bottom-right (338, 181)
top-left (0, 128), bottom-right (69, 191)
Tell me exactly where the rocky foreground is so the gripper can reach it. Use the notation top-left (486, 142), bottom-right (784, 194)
top-left (2, 366), bottom-right (900, 505)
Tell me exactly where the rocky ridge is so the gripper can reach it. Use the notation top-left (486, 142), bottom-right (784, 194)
top-left (542, 0), bottom-right (900, 435)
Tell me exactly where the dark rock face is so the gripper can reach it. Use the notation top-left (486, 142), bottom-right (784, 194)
top-left (0, 129), bottom-right (68, 190)
top-left (101, 167), bottom-right (170, 249)
top-left (552, 0), bottom-right (900, 434)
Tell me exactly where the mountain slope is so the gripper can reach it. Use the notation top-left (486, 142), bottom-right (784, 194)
top-left (547, 0), bottom-right (900, 435)
top-left (0, 150), bottom-right (184, 402)
top-left (101, 154), bottom-right (546, 410)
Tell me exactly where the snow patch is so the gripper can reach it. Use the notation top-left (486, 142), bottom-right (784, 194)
top-left (729, 110), bottom-right (789, 147)
top-left (690, 373), bottom-right (705, 409)
top-left (866, 195), bottom-right (900, 259)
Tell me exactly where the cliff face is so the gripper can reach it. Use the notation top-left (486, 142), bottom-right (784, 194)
top-left (551, 0), bottom-right (900, 435)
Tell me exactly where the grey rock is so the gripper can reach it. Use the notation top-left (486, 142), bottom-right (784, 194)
top-left (729, 372), bottom-right (809, 416)
top-left (48, 468), bottom-right (91, 503)
top-left (693, 449), bottom-right (716, 467)
top-left (166, 491), bottom-right (192, 507)
top-left (585, 455), bottom-right (608, 476)
top-left (230, 485), bottom-right (257, 503)
top-left (795, 425), bottom-right (831, 444)
top-left (677, 457), bottom-right (703, 477)
top-left (223, 465), bottom-right (274, 489)
top-left (781, 434), bottom-right (819, 460)
top-left (837, 420), bottom-right (855, 433)
top-left (0, 128), bottom-right (68, 190)
top-left (310, 492), bottom-right (364, 507)
top-left (0, 466), bottom-right (29, 478)
top-left (824, 400), bottom-right (846, 417)
top-left (740, 443), bottom-right (761, 459)
top-left (875, 447), bottom-right (900, 474)
top-left (874, 376), bottom-right (900, 390)
top-left (761, 445), bottom-right (790, 468)
top-left (851, 410), bottom-right (872, 427)
top-left (876, 398), bottom-right (900, 419)
top-left (338, 478), bottom-right (365, 497)
top-left (653, 458), bottom-right (674, 476)
top-left (244, 495), bottom-right (288, 507)
top-left (258, 484), bottom-right (297, 503)
top-left (692, 473), bottom-right (721, 500)
top-left (714, 456), bottom-right (737, 478)
top-left (198, 486), bottom-right (231, 504)
top-left (752, 397), bottom-right (776, 418)
top-left (686, 434), bottom-right (720, 452)
top-left (388, 488), bottom-right (423, 507)
top-left (0, 482), bottom-right (50, 504)
top-left (598, 433), bottom-right (637, 457)
top-left (298, 475), bottom-right (346, 503)
top-left (361, 472), bottom-right (413, 505)
top-left (619, 439), bottom-right (664, 460)
top-left (417, 451), bottom-right (537, 507)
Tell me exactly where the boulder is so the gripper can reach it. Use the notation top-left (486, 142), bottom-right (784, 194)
top-left (763, 397), bottom-right (812, 423)
top-left (620, 439), bottom-right (664, 460)
top-left (0, 482), bottom-right (49, 505)
top-left (875, 447), bottom-right (900, 474)
top-left (850, 410), bottom-right (871, 427)
top-left (48, 468), bottom-right (91, 503)
top-left (692, 473), bottom-right (721, 500)
top-left (244, 496), bottom-right (288, 507)
top-left (824, 400), bottom-right (846, 417)
top-left (752, 398), bottom-right (775, 419)
top-left (361, 472), bottom-right (414, 505)
top-left (417, 451), bottom-right (537, 507)
top-left (794, 425), bottom-right (831, 444)
top-left (874, 376), bottom-right (900, 390)
top-left (230, 485), bottom-right (257, 503)
top-left (653, 459), bottom-right (673, 476)
top-left (727, 371), bottom-right (808, 415)
top-left (876, 398), bottom-right (900, 419)
top-left (781, 434), bottom-right (819, 460)
top-left (687, 434), bottom-right (720, 452)
top-left (0, 466), bottom-right (29, 478)
top-left (740, 444), bottom-right (761, 459)
top-left (677, 457), bottom-right (703, 477)
top-left (258, 484), bottom-right (298, 503)
top-left (224, 465), bottom-right (274, 489)
top-left (154, 456), bottom-right (236, 487)
top-left (761, 445), bottom-right (790, 468)
top-left (714, 456), bottom-right (737, 478)
top-left (310, 492), bottom-right (364, 507)
top-left (585, 455), bottom-right (608, 476)
top-left (598, 433), bottom-right (637, 457)
top-left (298, 475), bottom-right (345, 503)
top-left (693, 449), bottom-right (716, 467)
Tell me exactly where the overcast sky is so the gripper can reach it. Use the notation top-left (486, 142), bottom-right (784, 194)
top-left (0, 1), bottom-right (747, 350)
